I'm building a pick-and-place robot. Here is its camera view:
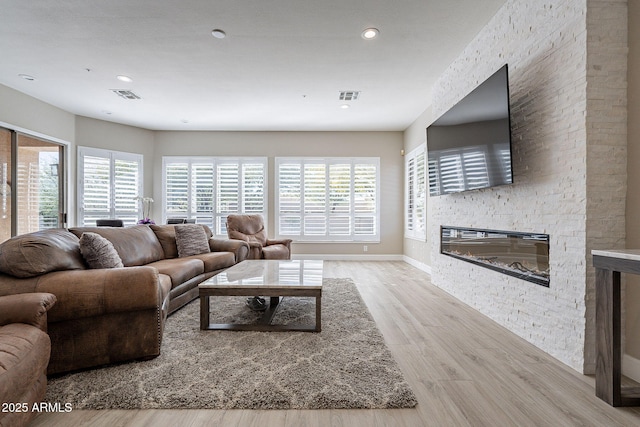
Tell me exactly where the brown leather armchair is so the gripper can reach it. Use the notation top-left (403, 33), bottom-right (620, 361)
top-left (0, 293), bottom-right (56, 427)
top-left (226, 214), bottom-right (292, 259)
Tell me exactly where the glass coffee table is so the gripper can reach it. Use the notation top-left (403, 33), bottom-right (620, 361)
top-left (199, 259), bottom-right (323, 332)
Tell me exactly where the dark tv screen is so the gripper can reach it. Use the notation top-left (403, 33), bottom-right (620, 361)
top-left (427, 64), bottom-right (513, 196)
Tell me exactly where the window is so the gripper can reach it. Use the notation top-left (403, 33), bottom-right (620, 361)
top-left (405, 144), bottom-right (426, 240)
top-left (275, 157), bottom-right (379, 242)
top-left (77, 147), bottom-right (142, 226)
top-left (162, 157), bottom-right (267, 235)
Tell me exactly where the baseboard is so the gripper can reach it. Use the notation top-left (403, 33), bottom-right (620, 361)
top-left (623, 353), bottom-right (640, 383)
top-left (291, 254), bottom-right (404, 261)
top-left (402, 255), bottom-right (432, 275)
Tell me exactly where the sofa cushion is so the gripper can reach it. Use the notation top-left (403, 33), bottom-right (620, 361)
top-left (0, 229), bottom-right (85, 278)
top-left (146, 258), bottom-right (205, 288)
top-left (189, 251), bottom-right (236, 273)
top-left (69, 225), bottom-right (164, 267)
top-left (150, 224), bottom-right (213, 259)
top-left (175, 224), bottom-right (210, 257)
top-left (79, 232), bottom-right (124, 269)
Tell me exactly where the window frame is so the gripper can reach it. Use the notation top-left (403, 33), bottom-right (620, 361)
top-left (77, 146), bottom-right (143, 227)
top-left (405, 143), bottom-right (427, 241)
top-left (275, 156), bottom-right (380, 243)
top-left (161, 156), bottom-right (268, 237)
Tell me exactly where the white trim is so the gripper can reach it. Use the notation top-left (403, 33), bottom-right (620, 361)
top-left (291, 254), bottom-right (403, 261)
top-left (403, 255), bottom-right (432, 275)
top-left (623, 353), bottom-right (640, 383)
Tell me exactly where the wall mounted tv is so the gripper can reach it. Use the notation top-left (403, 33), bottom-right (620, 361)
top-left (427, 64), bottom-right (513, 196)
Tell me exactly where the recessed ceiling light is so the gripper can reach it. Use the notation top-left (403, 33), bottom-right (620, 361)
top-left (18, 74), bottom-right (35, 81)
top-left (211, 29), bottom-right (226, 39)
top-left (117, 75), bottom-right (133, 83)
top-left (361, 28), bottom-right (379, 39)
top-left (341, 104), bottom-right (350, 109)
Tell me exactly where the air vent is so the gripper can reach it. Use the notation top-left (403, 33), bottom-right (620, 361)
top-left (111, 89), bottom-right (141, 100)
top-left (339, 91), bottom-right (360, 101)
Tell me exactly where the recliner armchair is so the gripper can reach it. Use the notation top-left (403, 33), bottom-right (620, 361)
top-left (226, 214), bottom-right (292, 259)
top-left (0, 293), bottom-right (56, 427)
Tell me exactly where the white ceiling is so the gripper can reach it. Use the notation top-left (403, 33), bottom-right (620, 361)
top-left (0, 0), bottom-right (507, 131)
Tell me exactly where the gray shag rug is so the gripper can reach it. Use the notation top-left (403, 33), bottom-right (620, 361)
top-left (46, 278), bottom-right (417, 410)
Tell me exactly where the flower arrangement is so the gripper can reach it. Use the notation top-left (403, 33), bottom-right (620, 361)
top-left (134, 196), bottom-right (155, 225)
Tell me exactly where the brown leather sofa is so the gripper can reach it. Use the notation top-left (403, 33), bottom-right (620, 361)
top-left (0, 292), bottom-right (56, 427)
top-left (226, 214), bottom-right (292, 260)
top-left (0, 224), bottom-right (249, 374)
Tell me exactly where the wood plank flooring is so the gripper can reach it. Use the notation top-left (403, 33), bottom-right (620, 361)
top-left (32, 261), bottom-right (640, 426)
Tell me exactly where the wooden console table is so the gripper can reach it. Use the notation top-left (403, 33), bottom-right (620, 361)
top-left (592, 249), bottom-right (640, 406)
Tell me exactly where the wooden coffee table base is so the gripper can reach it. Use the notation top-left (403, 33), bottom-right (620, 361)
top-left (199, 289), bottom-right (322, 333)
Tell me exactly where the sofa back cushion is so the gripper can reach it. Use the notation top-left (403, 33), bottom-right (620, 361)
top-left (226, 214), bottom-right (267, 246)
top-left (150, 224), bottom-right (213, 259)
top-left (69, 225), bottom-right (164, 266)
top-left (0, 229), bottom-right (85, 278)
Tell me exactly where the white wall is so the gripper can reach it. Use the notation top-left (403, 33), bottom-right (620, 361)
top-left (427, 0), bottom-right (627, 373)
top-left (153, 131), bottom-right (404, 257)
top-left (0, 84), bottom-right (75, 143)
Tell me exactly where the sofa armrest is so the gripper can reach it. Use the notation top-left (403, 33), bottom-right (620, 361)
top-left (267, 238), bottom-right (292, 249)
top-left (0, 292), bottom-right (56, 331)
top-left (209, 238), bottom-right (250, 262)
top-left (34, 266), bottom-right (163, 323)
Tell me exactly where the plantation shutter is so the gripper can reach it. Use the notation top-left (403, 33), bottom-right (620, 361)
top-left (165, 162), bottom-right (189, 218)
top-left (405, 145), bottom-right (426, 240)
top-left (113, 159), bottom-right (139, 223)
top-left (278, 162), bottom-right (302, 235)
top-left (192, 162), bottom-right (214, 228)
top-left (328, 163), bottom-right (351, 236)
top-left (353, 162), bottom-right (377, 236)
top-left (303, 163), bottom-right (327, 236)
top-left (81, 155), bottom-right (110, 225)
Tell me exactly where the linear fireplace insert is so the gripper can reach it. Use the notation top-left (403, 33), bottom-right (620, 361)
top-left (441, 226), bottom-right (550, 287)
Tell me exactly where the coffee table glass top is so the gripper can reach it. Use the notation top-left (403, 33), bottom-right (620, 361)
top-left (200, 259), bottom-right (324, 289)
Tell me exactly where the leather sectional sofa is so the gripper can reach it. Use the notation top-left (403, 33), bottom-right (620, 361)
top-left (0, 224), bottom-right (249, 375)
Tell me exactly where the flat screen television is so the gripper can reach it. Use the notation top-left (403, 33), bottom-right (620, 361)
top-left (426, 64), bottom-right (513, 196)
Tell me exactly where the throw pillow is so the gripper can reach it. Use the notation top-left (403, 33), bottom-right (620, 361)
top-left (175, 224), bottom-right (211, 257)
top-left (79, 232), bottom-right (124, 269)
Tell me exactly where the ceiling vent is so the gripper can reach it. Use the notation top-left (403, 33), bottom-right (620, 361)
top-left (339, 91), bottom-right (360, 101)
top-left (111, 89), bottom-right (141, 100)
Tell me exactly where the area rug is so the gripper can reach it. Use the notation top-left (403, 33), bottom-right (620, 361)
top-left (46, 278), bottom-right (417, 410)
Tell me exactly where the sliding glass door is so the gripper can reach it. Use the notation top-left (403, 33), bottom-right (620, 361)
top-left (16, 134), bottom-right (65, 234)
top-left (0, 128), bottom-right (67, 242)
top-left (0, 128), bottom-right (11, 242)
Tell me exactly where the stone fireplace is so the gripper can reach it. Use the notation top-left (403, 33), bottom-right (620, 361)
top-left (440, 226), bottom-right (549, 287)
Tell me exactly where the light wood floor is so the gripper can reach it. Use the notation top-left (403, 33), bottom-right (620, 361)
top-left (32, 261), bottom-right (640, 426)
